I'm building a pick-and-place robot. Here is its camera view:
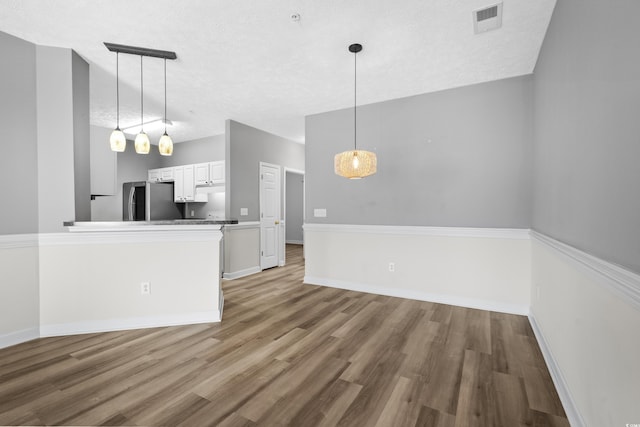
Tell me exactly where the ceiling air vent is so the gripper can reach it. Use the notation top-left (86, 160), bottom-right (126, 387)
top-left (473, 2), bottom-right (503, 34)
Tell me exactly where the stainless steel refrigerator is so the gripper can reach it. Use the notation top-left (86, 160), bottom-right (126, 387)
top-left (122, 181), bottom-right (182, 221)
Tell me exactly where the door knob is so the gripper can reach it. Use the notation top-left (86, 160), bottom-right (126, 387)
top-left (275, 220), bottom-right (280, 225)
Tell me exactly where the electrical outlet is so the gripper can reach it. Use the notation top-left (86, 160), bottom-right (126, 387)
top-left (190, 210), bottom-right (195, 217)
top-left (141, 282), bottom-right (150, 295)
top-left (240, 208), bottom-right (248, 216)
top-left (388, 262), bottom-right (395, 272)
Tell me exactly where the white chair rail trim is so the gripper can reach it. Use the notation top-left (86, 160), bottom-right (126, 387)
top-left (303, 223), bottom-right (530, 240)
top-left (0, 233), bottom-right (39, 249)
top-left (38, 230), bottom-right (223, 246)
top-left (531, 231), bottom-right (640, 310)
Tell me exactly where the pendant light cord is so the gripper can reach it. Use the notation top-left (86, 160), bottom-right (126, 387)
top-left (164, 58), bottom-right (167, 134)
top-left (140, 55), bottom-right (144, 132)
top-left (116, 52), bottom-right (120, 129)
top-left (354, 48), bottom-right (357, 151)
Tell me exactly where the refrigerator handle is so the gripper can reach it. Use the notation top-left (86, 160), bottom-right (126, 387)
top-left (128, 186), bottom-right (135, 220)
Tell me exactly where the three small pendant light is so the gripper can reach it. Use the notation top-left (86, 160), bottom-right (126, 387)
top-left (109, 48), bottom-right (173, 156)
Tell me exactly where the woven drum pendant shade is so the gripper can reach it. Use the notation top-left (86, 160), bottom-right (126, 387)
top-left (334, 150), bottom-right (377, 179)
top-left (334, 43), bottom-right (377, 179)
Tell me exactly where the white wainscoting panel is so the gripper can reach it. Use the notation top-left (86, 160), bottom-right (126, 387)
top-left (0, 234), bottom-right (40, 348)
top-left (224, 223), bottom-right (261, 279)
top-left (303, 224), bottom-right (531, 315)
top-left (530, 232), bottom-right (640, 427)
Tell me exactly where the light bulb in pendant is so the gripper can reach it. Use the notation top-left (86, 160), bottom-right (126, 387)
top-left (135, 132), bottom-right (150, 154)
top-left (158, 132), bottom-right (173, 156)
top-left (352, 153), bottom-right (360, 169)
top-left (110, 128), bottom-right (126, 152)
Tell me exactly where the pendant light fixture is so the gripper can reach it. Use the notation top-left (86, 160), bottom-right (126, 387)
top-left (105, 43), bottom-right (177, 155)
top-left (158, 58), bottom-right (173, 156)
top-left (134, 55), bottom-right (150, 154)
top-left (334, 43), bottom-right (377, 179)
top-left (109, 52), bottom-right (126, 152)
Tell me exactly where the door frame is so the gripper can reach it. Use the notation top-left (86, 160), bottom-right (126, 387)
top-left (259, 161), bottom-right (282, 270)
top-left (283, 167), bottom-right (305, 266)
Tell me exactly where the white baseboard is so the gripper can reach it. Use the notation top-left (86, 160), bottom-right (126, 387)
top-left (0, 327), bottom-right (40, 349)
top-left (303, 276), bottom-right (529, 316)
top-left (286, 240), bottom-right (304, 245)
top-left (223, 266), bottom-right (261, 280)
top-left (40, 311), bottom-right (221, 337)
top-left (528, 313), bottom-right (585, 427)
top-left (219, 292), bottom-right (225, 320)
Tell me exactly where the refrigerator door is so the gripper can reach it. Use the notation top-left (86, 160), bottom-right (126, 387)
top-left (123, 182), bottom-right (147, 221)
top-left (146, 182), bottom-right (182, 220)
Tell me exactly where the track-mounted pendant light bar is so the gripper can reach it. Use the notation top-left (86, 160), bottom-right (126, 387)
top-left (105, 42), bottom-right (177, 155)
top-left (104, 42), bottom-right (177, 60)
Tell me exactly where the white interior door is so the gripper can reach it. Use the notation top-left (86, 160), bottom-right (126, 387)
top-left (260, 162), bottom-right (281, 270)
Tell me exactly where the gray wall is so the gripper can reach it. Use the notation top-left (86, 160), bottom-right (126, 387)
top-left (227, 120), bottom-right (305, 221)
top-left (72, 51), bottom-right (91, 222)
top-left (532, 0), bottom-right (640, 274)
top-left (36, 46), bottom-right (82, 232)
top-left (90, 125), bottom-right (117, 196)
top-left (286, 171), bottom-right (304, 243)
top-left (0, 32), bottom-right (39, 235)
top-left (305, 75), bottom-right (533, 227)
top-left (159, 134), bottom-right (225, 167)
top-left (91, 141), bottom-right (163, 221)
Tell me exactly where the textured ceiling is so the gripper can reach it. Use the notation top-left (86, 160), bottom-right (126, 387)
top-left (0, 0), bottom-right (556, 143)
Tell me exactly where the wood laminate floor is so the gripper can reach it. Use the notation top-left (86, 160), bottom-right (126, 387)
top-left (0, 244), bottom-right (568, 426)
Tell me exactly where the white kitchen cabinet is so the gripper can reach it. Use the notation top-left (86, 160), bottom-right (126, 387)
top-left (160, 167), bottom-right (174, 181)
top-left (194, 163), bottom-right (210, 186)
top-left (183, 165), bottom-right (195, 201)
top-left (148, 167), bottom-right (174, 183)
top-left (173, 165), bottom-right (195, 202)
top-left (148, 169), bottom-right (161, 182)
top-left (210, 161), bottom-right (225, 184)
top-left (194, 161), bottom-right (225, 185)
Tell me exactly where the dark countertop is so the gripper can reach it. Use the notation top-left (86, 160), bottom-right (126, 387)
top-left (64, 219), bottom-right (239, 227)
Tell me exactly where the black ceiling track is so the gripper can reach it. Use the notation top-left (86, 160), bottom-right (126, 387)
top-left (104, 42), bottom-right (177, 60)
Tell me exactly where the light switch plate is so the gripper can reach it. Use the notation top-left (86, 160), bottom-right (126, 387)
top-left (314, 208), bottom-right (327, 218)
top-left (240, 208), bottom-right (248, 216)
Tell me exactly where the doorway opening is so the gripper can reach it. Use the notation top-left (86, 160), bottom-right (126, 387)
top-left (284, 168), bottom-right (305, 265)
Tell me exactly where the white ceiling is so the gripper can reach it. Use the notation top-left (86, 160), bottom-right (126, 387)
top-left (0, 0), bottom-right (556, 143)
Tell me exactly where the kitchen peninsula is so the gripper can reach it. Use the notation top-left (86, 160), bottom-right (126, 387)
top-left (37, 219), bottom-right (236, 337)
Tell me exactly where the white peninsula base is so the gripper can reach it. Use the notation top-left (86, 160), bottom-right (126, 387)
top-left (39, 223), bottom-right (223, 337)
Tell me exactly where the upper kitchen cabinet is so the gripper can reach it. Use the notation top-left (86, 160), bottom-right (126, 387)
top-left (148, 167), bottom-right (174, 183)
top-left (210, 161), bottom-right (225, 184)
top-left (90, 126), bottom-right (116, 196)
top-left (194, 161), bottom-right (225, 186)
top-left (174, 165), bottom-right (195, 202)
top-left (194, 163), bottom-right (210, 186)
